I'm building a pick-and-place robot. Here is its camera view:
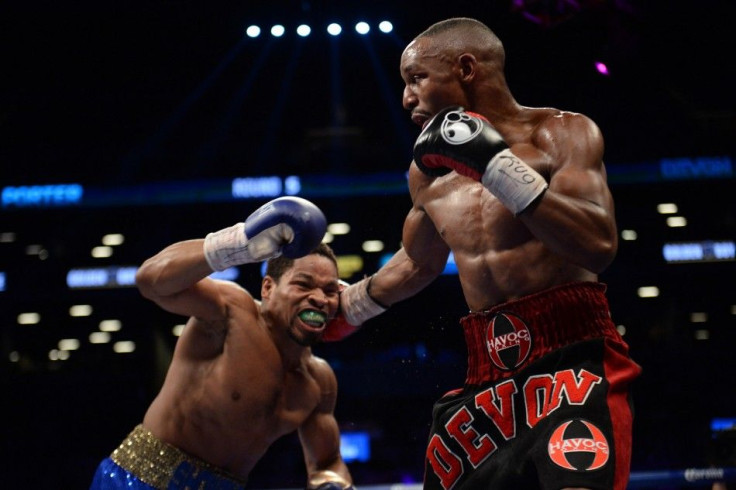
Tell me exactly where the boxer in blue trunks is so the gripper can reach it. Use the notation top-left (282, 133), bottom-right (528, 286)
top-left (324, 17), bottom-right (641, 490)
top-left (90, 197), bottom-right (354, 490)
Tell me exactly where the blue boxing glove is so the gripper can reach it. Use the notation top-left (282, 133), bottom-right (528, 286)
top-left (204, 197), bottom-right (327, 271)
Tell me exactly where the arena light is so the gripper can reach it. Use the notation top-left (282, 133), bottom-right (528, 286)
top-left (67, 266), bottom-right (138, 289)
top-left (0, 271), bottom-right (5, 292)
top-left (92, 245), bottom-right (113, 258)
top-left (657, 203), bottom-right (678, 214)
top-left (245, 25), bottom-right (261, 38)
top-left (25, 244), bottom-right (45, 256)
top-left (355, 22), bottom-right (370, 35)
top-left (210, 267), bottom-right (239, 281)
top-left (327, 223), bottom-right (350, 235)
top-left (663, 240), bottom-right (735, 263)
top-left (296, 24), bottom-right (311, 37)
top-left (102, 234), bottom-right (124, 246)
top-left (660, 155), bottom-right (733, 180)
top-left (666, 216), bottom-right (687, 228)
top-left (113, 341), bottom-right (136, 354)
top-left (336, 255), bottom-right (363, 278)
top-left (99, 319), bottom-right (122, 332)
top-left (594, 61), bottom-right (609, 76)
top-left (637, 286), bottom-right (660, 298)
top-left (231, 176), bottom-right (284, 198)
top-left (340, 432), bottom-right (371, 462)
top-left (378, 21), bottom-right (393, 33)
top-left (711, 417), bottom-right (736, 431)
top-left (89, 331), bottom-right (110, 344)
top-left (173, 324), bottom-right (186, 337)
top-left (327, 23), bottom-right (342, 36)
top-left (690, 312), bottom-right (707, 323)
top-left (270, 24), bottom-right (285, 37)
top-left (18, 312), bottom-right (40, 325)
top-left (59, 338), bottom-right (80, 351)
top-left (362, 240), bottom-right (384, 252)
top-left (694, 329), bottom-right (710, 340)
top-left (621, 229), bottom-right (637, 241)
top-left (1, 183), bottom-right (83, 208)
top-left (49, 349), bottom-right (70, 361)
top-left (70, 304), bottom-right (93, 317)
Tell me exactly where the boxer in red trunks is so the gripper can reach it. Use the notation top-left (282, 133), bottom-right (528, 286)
top-left (325, 17), bottom-right (642, 490)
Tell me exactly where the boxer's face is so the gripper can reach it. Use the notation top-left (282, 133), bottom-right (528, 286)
top-left (262, 254), bottom-right (340, 346)
top-left (400, 36), bottom-right (466, 129)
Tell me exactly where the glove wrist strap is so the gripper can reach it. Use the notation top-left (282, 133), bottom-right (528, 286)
top-left (341, 275), bottom-right (387, 326)
top-left (482, 148), bottom-right (549, 215)
top-left (203, 223), bottom-right (251, 271)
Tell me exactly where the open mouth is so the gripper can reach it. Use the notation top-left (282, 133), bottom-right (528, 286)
top-left (298, 309), bottom-right (327, 330)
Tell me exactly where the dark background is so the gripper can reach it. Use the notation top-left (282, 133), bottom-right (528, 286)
top-left (2, 0), bottom-right (735, 488)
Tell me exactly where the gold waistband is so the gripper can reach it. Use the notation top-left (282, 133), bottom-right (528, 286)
top-left (110, 424), bottom-right (246, 489)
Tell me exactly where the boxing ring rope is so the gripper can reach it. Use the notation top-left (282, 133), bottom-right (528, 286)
top-left (263, 467), bottom-right (736, 489)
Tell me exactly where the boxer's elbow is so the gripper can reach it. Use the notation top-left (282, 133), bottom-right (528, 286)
top-left (583, 234), bottom-right (617, 274)
top-left (135, 257), bottom-right (170, 300)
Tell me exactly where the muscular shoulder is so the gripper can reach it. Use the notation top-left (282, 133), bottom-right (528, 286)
top-left (214, 279), bottom-right (260, 315)
top-left (530, 110), bottom-right (604, 167)
top-left (308, 356), bottom-right (338, 400)
top-left (179, 280), bottom-right (260, 351)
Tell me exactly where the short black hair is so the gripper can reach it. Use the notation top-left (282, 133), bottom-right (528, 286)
top-left (265, 242), bottom-right (338, 281)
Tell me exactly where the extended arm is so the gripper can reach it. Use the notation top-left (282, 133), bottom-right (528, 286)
top-left (322, 167), bottom-right (449, 341)
top-left (369, 169), bottom-right (451, 304)
top-left (300, 361), bottom-right (354, 490)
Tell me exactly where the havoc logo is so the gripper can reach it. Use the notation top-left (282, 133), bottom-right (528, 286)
top-left (548, 419), bottom-right (609, 471)
top-left (485, 312), bottom-right (531, 370)
top-left (441, 110), bottom-right (484, 145)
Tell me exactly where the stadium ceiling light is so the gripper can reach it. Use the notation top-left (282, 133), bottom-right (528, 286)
top-left (355, 22), bottom-right (370, 35)
top-left (327, 23), bottom-right (342, 36)
top-left (378, 21), bottom-right (393, 33)
top-left (271, 24), bottom-right (285, 37)
top-left (296, 24), bottom-right (311, 37)
top-left (245, 25), bottom-right (261, 38)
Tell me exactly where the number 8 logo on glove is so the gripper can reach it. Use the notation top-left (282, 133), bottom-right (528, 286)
top-left (441, 110), bottom-right (484, 145)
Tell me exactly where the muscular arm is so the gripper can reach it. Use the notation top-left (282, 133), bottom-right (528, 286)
top-left (299, 360), bottom-right (353, 489)
top-left (368, 166), bottom-right (451, 306)
top-left (135, 239), bottom-right (253, 323)
top-left (518, 114), bottom-right (617, 273)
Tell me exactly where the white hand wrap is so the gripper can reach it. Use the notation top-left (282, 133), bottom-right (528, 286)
top-left (340, 276), bottom-right (387, 326)
top-left (481, 148), bottom-right (548, 215)
top-left (203, 223), bottom-right (249, 271)
top-left (203, 222), bottom-right (294, 271)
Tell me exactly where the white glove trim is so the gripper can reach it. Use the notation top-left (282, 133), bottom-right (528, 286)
top-left (482, 148), bottom-right (548, 215)
top-left (203, 223), bottom-right (251, 271)
top-left (341, 275), bottom-right (387, 326)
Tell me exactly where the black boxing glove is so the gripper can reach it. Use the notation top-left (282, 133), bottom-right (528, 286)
top-left (413, 106), bottom-right (548, 215)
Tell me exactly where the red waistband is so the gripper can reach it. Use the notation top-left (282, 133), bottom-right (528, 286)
top-left (461, 282), bottom-right (620, 386)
